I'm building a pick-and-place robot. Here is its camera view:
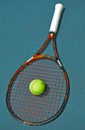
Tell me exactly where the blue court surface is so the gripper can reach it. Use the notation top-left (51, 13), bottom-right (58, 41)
top-left (0, 0), bottom-right (85, 130)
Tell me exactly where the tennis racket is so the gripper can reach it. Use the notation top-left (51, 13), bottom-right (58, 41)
top-left (6, 3), bottom-right (69, 126)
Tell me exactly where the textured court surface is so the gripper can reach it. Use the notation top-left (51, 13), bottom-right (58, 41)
top-left (0, 0), bottom-right (85, 130)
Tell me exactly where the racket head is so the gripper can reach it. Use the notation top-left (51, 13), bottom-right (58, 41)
top-left (6, 54), bottom-right (69, 126)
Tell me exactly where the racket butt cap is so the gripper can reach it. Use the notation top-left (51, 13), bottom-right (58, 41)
top-left (55, 3), bottom-right (64, 9)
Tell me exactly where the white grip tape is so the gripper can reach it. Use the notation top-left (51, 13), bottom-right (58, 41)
top-left (49, 3), bottom-right (64, 33)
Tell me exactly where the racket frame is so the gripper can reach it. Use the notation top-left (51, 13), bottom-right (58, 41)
top-left (6, 3), bottom-right (70, 126)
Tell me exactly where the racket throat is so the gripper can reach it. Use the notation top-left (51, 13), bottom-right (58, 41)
top-left (34, 33), bottom-right (55, 56)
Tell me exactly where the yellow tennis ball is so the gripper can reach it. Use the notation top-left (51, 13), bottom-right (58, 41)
top-left (29, 79), bottom-right (45, 95)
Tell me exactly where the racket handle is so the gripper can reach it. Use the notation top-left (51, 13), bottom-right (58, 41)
top-left (49, 3), bottom-right (64, 33)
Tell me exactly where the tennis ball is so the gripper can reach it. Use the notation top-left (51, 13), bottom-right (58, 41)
top-left (29, 79), bottom-right (45, 95)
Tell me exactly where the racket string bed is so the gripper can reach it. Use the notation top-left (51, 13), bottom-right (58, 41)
top-left (8, 58), bottom-right (67, 123)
